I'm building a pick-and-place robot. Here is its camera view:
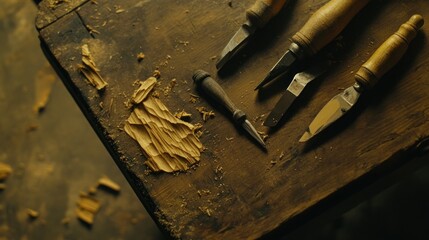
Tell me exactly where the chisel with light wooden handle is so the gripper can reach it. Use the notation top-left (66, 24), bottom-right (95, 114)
top-left (255, 0), bottom-right (371, 89)
top-left (300, 14), bottom-right (424, 142)
top-left (216, 0), bottom-right (289, 70)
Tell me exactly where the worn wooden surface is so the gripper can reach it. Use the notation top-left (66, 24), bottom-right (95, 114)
top-left (36, 0), bottom-right (429, 238)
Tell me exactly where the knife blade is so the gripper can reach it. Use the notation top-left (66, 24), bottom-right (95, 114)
top-left (255, 0), bottom-right (371, 90)
top-left (299, 14), bottom-right (424, 142)
top-left (216, 0), bottom-right (289, 70)
top-left (263, 63), bottom-right (327, 127)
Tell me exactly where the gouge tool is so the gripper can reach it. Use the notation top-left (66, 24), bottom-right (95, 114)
top-left (193, 70), bottom-right (266, 149)
top-left (300, 14), bottom-right (424, 142)
top-left (255, 0), bottom-right (371, 90)
top-left (216, 0), bottom-right (289, 70)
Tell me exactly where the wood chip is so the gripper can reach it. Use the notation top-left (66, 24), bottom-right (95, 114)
top-left (78, 44), bottom-right (108, 91)
top-left (153, 70), bottom-right (161, 79)
top-left (33, 64), bottom-right (56, 113)
top-left (0, 162), bottom-right (12, 181)
top-left (131, 77), bottom-right (157, 104)
top-left (137, 52), bottom-right (145, 62)
top-left (196, 107), bottom-right (215, 121)
top-left (175, 110), bottom-right (192, 121)
top-left (76, 208), bottom-right (94, 225)
top-left (27, 209), bottom-right (39, 219)
top-left (77, 195), bottom-right (100, 213)
top-left (97, 176), bottom-right (121, 193)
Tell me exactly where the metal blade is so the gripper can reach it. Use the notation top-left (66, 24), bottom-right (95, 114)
top-left (264, 91), bottom-right (296, 127)
top-left (255, 49), bottom-right (297, 90)
top-left (264, 64), bottom-right (328, 127)
top-left (216, 22), bottom-right (257, 70)
top-left (299, 84), bottom-right (362, 142)
top-left (242, 119), bottom-right (266, 149)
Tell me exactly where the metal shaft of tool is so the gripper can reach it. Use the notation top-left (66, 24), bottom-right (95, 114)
top-left (193, 70), bottom-right (266, 149)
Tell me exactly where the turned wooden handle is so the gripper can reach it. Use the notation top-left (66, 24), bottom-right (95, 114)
top-left (355, 14), bottom-right (424, 88)
top-left (246, 0), bottom-right (288, 27)
top-left (291, 0), bottom-right (370, 56)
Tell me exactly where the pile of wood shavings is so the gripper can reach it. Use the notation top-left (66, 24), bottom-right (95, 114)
top-left (124, 76), bottom-right (203, 173)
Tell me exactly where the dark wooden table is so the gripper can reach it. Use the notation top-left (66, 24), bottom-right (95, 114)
top-left (36, 0), bottom-right (429, 238)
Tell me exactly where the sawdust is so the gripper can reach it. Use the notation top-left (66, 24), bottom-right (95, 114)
top-left (33, 64), bottom-right (56, 113)
top-left (78, 44), bottom-right (108, 91)
top-left (124, 77), bottom-right (203, 173)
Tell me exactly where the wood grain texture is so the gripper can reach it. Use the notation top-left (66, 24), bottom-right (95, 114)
top-left (356, 15), bottom-right (424, 88)
top-left (291, 0), bottom-right (371, 56)
top-left (246, 0), bottom-right (289, 27)
top-left (37, 0), bottom-right (429, 239)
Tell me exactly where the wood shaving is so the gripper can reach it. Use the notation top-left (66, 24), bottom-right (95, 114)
top-left (131, 77), bottom-right (157, 104)
top-left (97, 176), bottom-right (121, 193)
top-left (48, 0), bottom-right (69, 9)
top-left (76, 208), bottom-right (95, 225)
top-left (27, 209), bottom-right (39, 219)
top-left (196, 107), bottom-right (215, 121)
top-left (189, 94), bottom-right (199, 103)
top-left (137, 52), bottom-right (145, 62)
top-left (86, 25), bottom-right (100, 35)
top-left (78, 44), bottom-right (108, 91)
top-left (153, 70), bottom-right (161, 79)
top-left (33, 64), bottom-right (56, 113)
top-left (0, 162), bottom-right (12, 181)
top-left (124, 80), bottom-right (203, 173)
top-left (115, 9), bottom-right (125, 13)
top-left (174, 110), bottom-right (192, 121)
top-left (77, 195), bottom-right (100, 213)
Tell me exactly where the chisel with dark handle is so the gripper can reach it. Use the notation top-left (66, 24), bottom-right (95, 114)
top-left (256, 0), bottom-right (371, 89)
top-left (193, 70), bottom-right (266, 149)
top-left (300, 14), bottom-right (424, 142)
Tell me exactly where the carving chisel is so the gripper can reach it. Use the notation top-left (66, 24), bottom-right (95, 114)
top-left (255, 0), bottom-right (371, 90)
top-left (299, 14), bottom-right (424, 142)
top-left (263, 62), bottom-right (327, 127)
top-left (193, 70), bottom-right (266, 149)
top-left (216, 0), bottom-right (289, 70)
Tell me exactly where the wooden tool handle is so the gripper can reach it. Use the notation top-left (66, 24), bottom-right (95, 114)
top-left (193, 70), bottom-right (246, 122)
top-left (355, 14), bottom-right (424, 88)
top-left (246, 0), bottom-right (288, 27)
top-left (291, 0), bottom-right (370, 56)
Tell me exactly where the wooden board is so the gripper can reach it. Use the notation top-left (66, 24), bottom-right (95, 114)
top-left (36, 0), bottom-right (429, 238)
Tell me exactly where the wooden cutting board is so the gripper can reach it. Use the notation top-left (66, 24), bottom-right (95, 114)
top-left (36, 0), bottom-right (429, 238)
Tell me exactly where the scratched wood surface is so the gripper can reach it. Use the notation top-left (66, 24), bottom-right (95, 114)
top-left (36, 0), bottom-right (429, 238)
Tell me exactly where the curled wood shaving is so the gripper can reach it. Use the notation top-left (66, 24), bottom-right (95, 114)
top-left (196, 107), bottom-right (215, 121)
top-left (78, 44), bottom-right (108, 90)
top-left (174, 110), bottom-right (192, 121)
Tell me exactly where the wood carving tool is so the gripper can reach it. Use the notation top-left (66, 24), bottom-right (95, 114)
top-left (255, 0), bottom-right (371, 90)
top-left (263, 62), bottom-right (327, 127)
top-left (193, 70), bottom-right (266, 149)
top-left (216, 0), bottom-right (289, 70)
top-left (299, 14), bottom-right (424, 142)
